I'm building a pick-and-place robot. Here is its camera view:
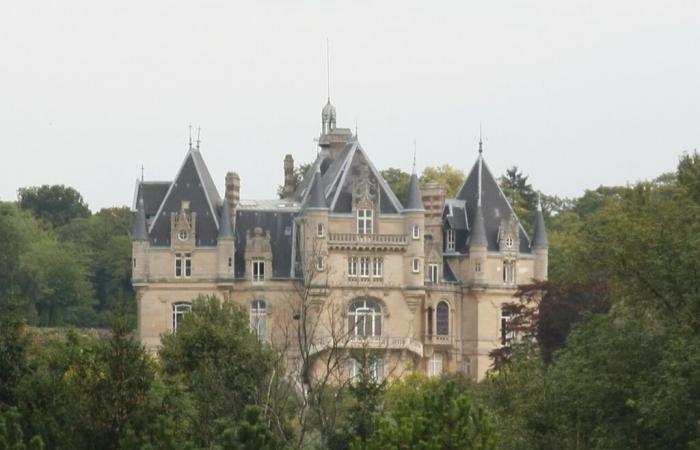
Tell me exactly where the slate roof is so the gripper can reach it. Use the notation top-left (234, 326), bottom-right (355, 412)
top-left (532, 205), bottom-right (548, 249)
top-left (145, 148), bottom-right (222, 247)
top-left (218, 201), bottom-right (234, 240)
top-left (234, 208), bottom-right (298, 279)
top-left (305, 168), bottom-right (328, 209)
top-left (404, 173), bottom-right (424, 211)
top-left (132, 194), bottom-right (148, 241)
top-left (444, 199), bottom-right (468, 230)
top-left (133, 181), bottom-right (171, 219)
top-left (456, 156), bottom-right (531, 254)
top-left (296, 139), bottom-right (404, 215)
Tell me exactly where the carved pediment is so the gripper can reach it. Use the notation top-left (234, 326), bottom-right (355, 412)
top-left (353, 165), bottom-right (377, 210)
top-left (498, 214), bottom-right (520, 255)
top-left (171, 201), bottom-right (196, 248)
top-left (246, 227), bottom-right (273, 258)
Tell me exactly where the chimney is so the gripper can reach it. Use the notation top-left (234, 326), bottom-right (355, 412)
top-left (225, 172), bottom-right (240, 213)
top-left (283, 154), bottom-right (294, 198)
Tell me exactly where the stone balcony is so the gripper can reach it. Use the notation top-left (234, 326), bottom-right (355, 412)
top-left (424, 334), bottom-right (453, 347)
top-left (327, 233), bottom-right (407, 252)
top-left (309, 335), bottom-right (423, 357)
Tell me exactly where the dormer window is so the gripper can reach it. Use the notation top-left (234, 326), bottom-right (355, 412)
top-left (505, 236), bottom-right (514, 248)
top-left (178, 230), bottom-right (189, 241)
top-left (412, 224), bottom-right (420, 240)
top-left (252, 259), bottom-right (265, 282)
top-left (446, 229), bottom-right (455, 251)
top-left (357, 209), bottom-right (373, 235)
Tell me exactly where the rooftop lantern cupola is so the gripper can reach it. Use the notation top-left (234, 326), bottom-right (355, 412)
top-left (322, 99), bottom-right (336, 135)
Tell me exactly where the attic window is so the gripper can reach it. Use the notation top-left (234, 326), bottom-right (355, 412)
top-left (178, 230), bottom-right (189, 241)
top-left (446, 229), bottom-right (455, 252)
top-left (505, 236), bottom-right (514, 248)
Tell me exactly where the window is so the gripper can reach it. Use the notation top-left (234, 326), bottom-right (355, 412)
top-left (250, 300), bottom-right (267, 341)
top-left (228, 257), bottom-right (232, 268)
top-left (427, 307), bottom-right (433, 335)
top-left (178, 229), bottom-right (189, 241)
top-left (429, 353), bottom-right (443, 377)
top-left (348, 257), bottom-right (357, 277)
top-left (372, 257), bottom-right (383, 278)
top-left (348, 357), bottom-right (384, 382)
top-left (428, 263), bottom-right (439, 284)
top-left (172, 302), bottom-right (191, 332)
top-left (348, 299), bottom-right (382, 337)
top-left (317, 223), bottom-right (325, 238)
top-left (360, 257), bottom-right (370, 277)
top-left (474, 261), bottom-right (482, 273)
top-left (412, 258), bottom-right (420, 273)
top-left (316, 256), bottom-right (325, 272)
top-left (357, 209), bottom-right (373, 235)
top-left (505, 236), bottom-right (514, 248)
top-left (175, 253), bottom-right (191, 278)
top-left (501, 307), bottom-right (516, 346)
top-left (436, 302), bottom-right (449, 336)
top-left (412, 224), bottom-right (420, 240)
top-left (446, 229), bottom-right (455, 251)
top-left (503, 260), bottom-right (515, 285)
top-left (253, 259), bottom-right (265, 282)
top-left (133, 258), bottom-right (136, 269)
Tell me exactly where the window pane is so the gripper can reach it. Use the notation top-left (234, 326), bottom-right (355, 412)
top-left (436, 302), bottom-right (449, 335)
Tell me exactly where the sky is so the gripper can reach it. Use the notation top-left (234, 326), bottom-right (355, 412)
top-left (1, 0), bottom-right (699, 210)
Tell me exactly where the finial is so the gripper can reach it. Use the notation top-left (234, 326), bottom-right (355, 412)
top-left (355, 119), bottom-right (358, 138)
top-left (478, 124), bottom-right (483, 154)
top-left (140, 164), bottom-right (144, 182)
top-left (188, 124), bottom-right (193, 149)
top-left (326, 38), bottom-right (330, 102)
top-left (412, 139), bottom-right (417, 174)
top-left (196, 126), bottom-right (201, 150)
top-left (537, 193), bottom-right (542, 212)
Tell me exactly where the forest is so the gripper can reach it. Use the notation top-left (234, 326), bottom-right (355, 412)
top-left (2, 153), bottom-right (700, 449)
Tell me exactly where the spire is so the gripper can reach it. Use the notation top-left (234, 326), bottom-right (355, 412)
top-left (477, 142), bottom-right (483, 207)
top-left (532, 195), bottom-right (549, 249)
top-left (405, 141), bottom-right (424, 211)
top-left (326, 37), bottom-right (331, 102)
top-left (307, 166), bottom-right (328, 209)
top-left (132, 190), bottom-right (148, 241)
top-left (217, 200), bottom-right (234, 240)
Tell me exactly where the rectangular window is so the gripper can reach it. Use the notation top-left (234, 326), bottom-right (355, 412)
top-left (428, 263), bottom-right (439, 284)
top-left (348, 257), bottom-right (357, 277)
top-left (357, 209), bottom-right (373, 235)
top-left (172, 303), bottom-right (191, 331)
top-left (446, 229), bottom-right (455, 251)
top-left (175, 253), bottom-right (182, 278)
top-left (360, 257), bottom-right (370, 277)
top-left (412, 224), bottom-right (420, 240)
top-left (429, 353), bottom-right (443, 377)
top-left (316, 256), bottom-right (325, 272)
top-left (412, 258), bottom-right (420, 273)
top-left (501, 308), bottom-right (516, 346)
top-left (475, 261), bottom-right (482, 273)
top-left (184, 253), bottom-right (191, 277)
top-left (372, 257), bottom-right (383, 278)
top-left (253, 260), bottom-right (265, 282)
top-left (503, 260), bottom-right (515, 285)
top-left (317, 223), bottom-right (325, 238)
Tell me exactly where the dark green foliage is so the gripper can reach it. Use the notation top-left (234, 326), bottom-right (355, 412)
top-left (0, 298), bottom-right (29, 408)
top-left (0, 408), bottom-right (44, 450)
top-left (17, 185), bottom-right (90, 228)
top-left (216, 406), bottom-right (280, 450)
top-left (380, 168), bottom-right (411, 205)
top-left (159, 295), bottom-right (277, 446)
top-left (499, 166), bottom-right (538, 230)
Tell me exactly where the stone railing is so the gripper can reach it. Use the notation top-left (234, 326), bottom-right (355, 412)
top-left (328, 233), bottom-right (408, 251)
top-left (424, 334), bottom-right (452, 346)
top-left (309, 335), bottom-right (423, 357)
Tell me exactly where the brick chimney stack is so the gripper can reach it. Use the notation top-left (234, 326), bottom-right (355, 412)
top-left (283, 154), bottom-right (294, 199)
top-left (225, 172), bottom-right (240, 213)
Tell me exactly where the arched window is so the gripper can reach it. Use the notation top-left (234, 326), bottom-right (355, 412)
top-left (426, 307), bottom-right (434, 335)
top-left (172, 302), bottom-right (191, 332)
top-left (436, 302), bottom-right (449, 336)
top-left (348, 299), bottom-right (382, 337)
top-left (250, 300), bottom-right (267, 341)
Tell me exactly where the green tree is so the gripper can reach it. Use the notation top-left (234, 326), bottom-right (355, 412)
top-left (360, 376), bottom-right (497, 450)
top-left (159, 295), bottom-right (278, 446)
top-left (420, 164), bottom-right (465, 197)
top-left (17, 185), bottom-right (90, 228)
top-left (216, 405), bottom-right (281, 450)
top-left (381, 168), bottom-right (411, 205)
top-left (0, 408), bottom-right (44, 450)
top-left (0, 296), bottom-right (29, 408)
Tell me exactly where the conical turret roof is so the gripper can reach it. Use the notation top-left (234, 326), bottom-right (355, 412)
top-left (132, 192), bottom-right (148, 241)
top-left (469, 203), bottom-right (488, 248)
top-left (532, 202), bottom-right (548, 249)
top-left (306, 168), bottom-right (328, 209)
top-left (404, 173), bottom-right (424, 211)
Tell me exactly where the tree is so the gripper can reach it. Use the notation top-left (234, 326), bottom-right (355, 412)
top-left (159, 295), bottom-right (277, 447)
top-left (499, 166), bottom-right (538, 230)
top-left (380, 168), bottom-right (411, 205)
top-left (17, 185), bottom-right (90, 228)
top-left (277, 163), bottom-right (313, 199)
top-left (0, 295), bottom-right (30, 408)
top-left (360, 376), bottom-right (498, 450)
top-left (420, 164), bottom-right (465, 197)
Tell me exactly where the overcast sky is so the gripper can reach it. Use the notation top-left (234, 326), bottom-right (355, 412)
top-left (1, 1), bottom-right (698, 210)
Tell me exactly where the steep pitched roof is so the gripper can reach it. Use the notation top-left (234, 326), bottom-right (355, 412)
top-left (469, 204), bottom-right (488, 248)
top-left (147, 147), bottom-right (222, 247)
top-left (132, 194), bottom-right (148, 241)
top-left (304, 168), bottom-right (328, 210)
top-left (456, 156), bottom-right (531, 253)
top-left (404, 173), bottom-right (424, 211)
top-left (532, 203), bottom-right (548, 249)
top-left (297, 140), bottom-right (404, 215)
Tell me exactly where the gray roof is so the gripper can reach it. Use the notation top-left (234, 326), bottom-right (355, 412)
top-left (444, 199), bottom-right (467, 230)
top-left (532, 207), bottom-right (548, 249)
top-left (404, 173), bottom-right (424, 211)
top-left (146, 148), bottom-right (222, 247)
top-left (469, 204), bottom-right (488, 248)
top-left (234, 209), bottom-right (297, 279)
top-left (218, 201), bottom-right (234, 240)
top-left (133, 181), bottom-right (171, 217)
top-left (132, 194), bottom-right (148, 241)
top-left (296, 140), bottom-right (404, 215)
top-left (305, 169), bottom-right (328, 209)
top-left (456, 156), bottom-right (531, 253)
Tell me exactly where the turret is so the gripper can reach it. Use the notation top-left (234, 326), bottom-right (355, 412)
top-left (532, 198), bottom-right (549, 280)
top-left (404, 172), bottom-right (425, 287)
top-left (304, 168), bottom-right (329, 281)
top-left (216, 200), bottom-right (235, 281)
top-left (469, 146), bottom-right (488, 285)
top-left (131, 191), bottom-right (149, 282)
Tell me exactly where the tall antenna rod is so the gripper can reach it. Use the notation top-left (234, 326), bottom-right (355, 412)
top-left (326, 38), bottom-right (330, 101)
top-left (188, 124), bottom-right (193, 149)
top-left (412, 139), bottom-right (417, 174)
top-left (478, 124), bottom-right (483, 154)
top-left (141, 164), bottom-right (144, 182)
top-left (477, 139), bottom-right (483, 207)
top-left (196, 127), bottom-right (201, 150)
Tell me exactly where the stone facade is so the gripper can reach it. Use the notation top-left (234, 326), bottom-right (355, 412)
top-left (131, 101), bottom-right (548, 382)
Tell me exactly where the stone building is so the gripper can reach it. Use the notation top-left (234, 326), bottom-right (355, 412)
top-left (131, 99), bottom-right (548, 381)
